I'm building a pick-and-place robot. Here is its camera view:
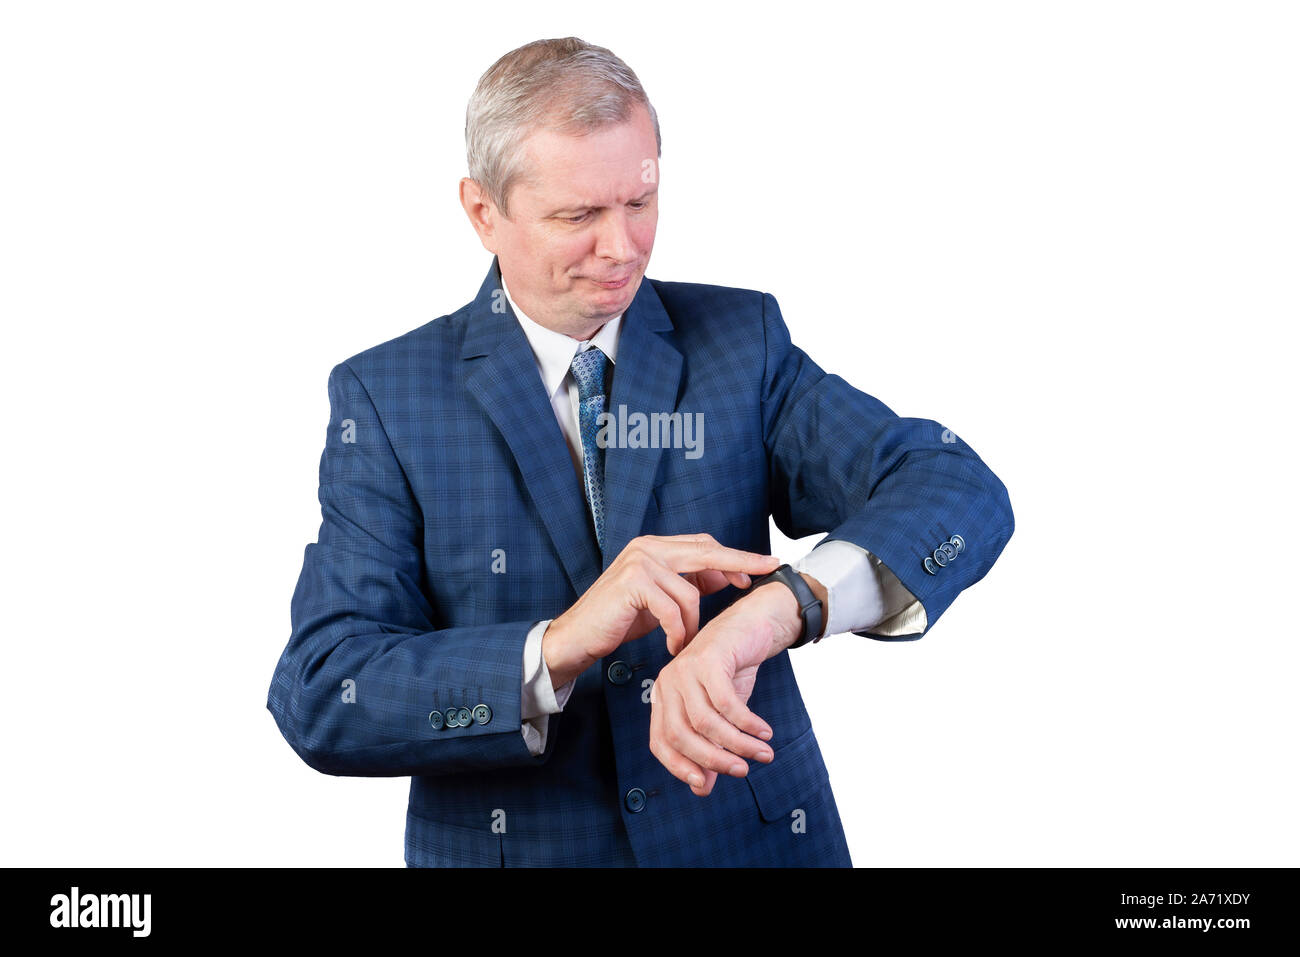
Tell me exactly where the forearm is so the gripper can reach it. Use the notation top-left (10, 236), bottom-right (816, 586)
top-left (759, 291), bottom-right (1013, 636)
top-left (268, 609), bottom-right (553, 778)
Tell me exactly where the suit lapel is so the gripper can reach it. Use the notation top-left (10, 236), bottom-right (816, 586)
top-left (462, 258), bottom-right (603, 597)
top-left (602, 275), bottom-right (682, 565)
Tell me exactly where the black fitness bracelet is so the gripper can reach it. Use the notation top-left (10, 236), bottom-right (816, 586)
top-left (740, 563), bottom-right (824, 648)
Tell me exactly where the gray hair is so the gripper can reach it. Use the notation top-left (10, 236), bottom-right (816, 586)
top-left (465, 37), bottom-right (661, 218)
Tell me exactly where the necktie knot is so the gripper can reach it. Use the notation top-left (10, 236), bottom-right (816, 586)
top-left (570, 346), bottom-right (609, 402)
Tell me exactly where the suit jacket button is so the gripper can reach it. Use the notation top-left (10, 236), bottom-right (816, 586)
top-left (444, 707), bottom-right (460, 728)
top-left (624, 787), bottom-right (646, 813)
top-left (472, 703), bottom-right (492, 725)
top-left (932, 547), bottom-right (949, 567)
top-left (457, 707), bottom-right (472, 727)
top-left (607, 660), bottom-right (632, 685)
top-left (429, 710), bottom-right (444, 730)
top-left (923, 556), bottom-right (938, 575)
top-left (950, 534), bottom-right (965, 554)
top-left (940, 541), bottom-right (957, 561)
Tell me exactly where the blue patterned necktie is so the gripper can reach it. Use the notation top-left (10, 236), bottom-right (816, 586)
top-left (569, 346), bottom-right (609, 551)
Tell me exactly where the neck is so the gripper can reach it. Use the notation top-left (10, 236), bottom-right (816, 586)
top-left (513, 296), bottom-right (610, 341)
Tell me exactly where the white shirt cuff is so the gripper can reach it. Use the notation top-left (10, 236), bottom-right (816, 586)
top-left (520, 619), bottom-right (577, 756)
top-left (792, 540), bottom-right (927, 638)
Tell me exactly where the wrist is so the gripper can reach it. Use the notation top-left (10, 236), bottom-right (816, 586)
top-left (752, 582), bottom-right (801, 653)
top-left (743, 572), bottom-right (825, 654)
top-left (541, 619), bottom-right (591, 688)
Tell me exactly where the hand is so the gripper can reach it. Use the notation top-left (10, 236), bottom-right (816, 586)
top-left (648, 578), bottom-right (809, 796)
top-left (543, 534), bottom-right (781, 688)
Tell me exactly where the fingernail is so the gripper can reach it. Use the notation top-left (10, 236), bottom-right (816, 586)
top-left (689, 773), bottom-right (703, 788)
top-left (759, 750), bottom-right (773, 762)
top-left (759, 729), bottom-right (772, 740)
top-left (730, 762), bottom-right (746, 775)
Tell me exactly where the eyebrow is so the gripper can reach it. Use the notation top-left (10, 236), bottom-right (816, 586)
top-left (549, 187), bottom-right (657, 217)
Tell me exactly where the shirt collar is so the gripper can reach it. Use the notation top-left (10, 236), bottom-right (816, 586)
top-left (501, 275), bottom-right (622, 400)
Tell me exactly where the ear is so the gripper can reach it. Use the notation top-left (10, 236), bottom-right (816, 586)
top-left (459, 177), bottom-right (498, 253)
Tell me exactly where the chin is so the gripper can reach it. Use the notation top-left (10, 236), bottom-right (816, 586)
top-left (590, 291), bottom-right (633, 319)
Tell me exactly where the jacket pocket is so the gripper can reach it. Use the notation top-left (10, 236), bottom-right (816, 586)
top-left (405, 810), bottom-right (503, 867)
top-left (744, 724), bottom-right (829, 822)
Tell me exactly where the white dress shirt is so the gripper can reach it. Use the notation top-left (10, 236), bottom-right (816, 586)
top-left (500, 278), bottom-right (925, 756)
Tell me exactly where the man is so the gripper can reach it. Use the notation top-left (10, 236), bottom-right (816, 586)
top-left (266, 37), bottom-right (1014, 867)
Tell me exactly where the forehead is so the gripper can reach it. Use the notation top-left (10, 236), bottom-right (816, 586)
top-left (516, 107), bottom-right (658, 208)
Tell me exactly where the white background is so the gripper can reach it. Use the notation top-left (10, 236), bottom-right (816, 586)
top-left (2, 1), bottom-right (1295, 867)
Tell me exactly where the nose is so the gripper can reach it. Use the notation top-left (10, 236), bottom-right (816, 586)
top-left (593, 208), bottom-right (635, 265)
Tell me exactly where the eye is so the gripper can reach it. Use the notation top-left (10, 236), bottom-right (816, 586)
top-left (564, 211), bottom-right (591, 224)
top-left (628, 201), bottom-right (647, 211)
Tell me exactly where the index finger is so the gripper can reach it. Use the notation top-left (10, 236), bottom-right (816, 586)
top-left (643, 534), bottom-right (781, 577)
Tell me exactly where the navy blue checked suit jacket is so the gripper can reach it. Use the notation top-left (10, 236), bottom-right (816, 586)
top-left (267, 255), bottom-right (1014, 867)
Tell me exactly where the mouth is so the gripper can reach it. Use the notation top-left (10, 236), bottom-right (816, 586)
top-left (588, 274), bottom-right (631, 290)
